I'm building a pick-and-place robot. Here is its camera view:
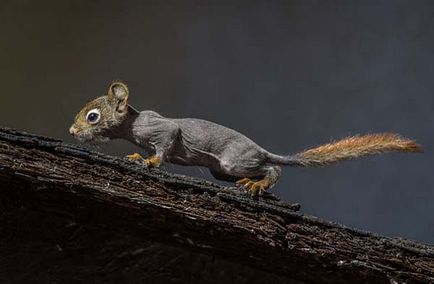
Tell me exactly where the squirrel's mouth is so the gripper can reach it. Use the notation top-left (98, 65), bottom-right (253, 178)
top-left (69, 125), bottom-right (110, 143)
top-left (69, 126), bottom-right (91, 142)
top-left (75, 134), bottom-right (91, 142)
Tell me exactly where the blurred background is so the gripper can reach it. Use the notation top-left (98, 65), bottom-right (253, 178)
top-left (0, 0), bottom-right (433, 243)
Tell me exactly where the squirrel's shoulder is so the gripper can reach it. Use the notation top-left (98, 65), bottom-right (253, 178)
top-left (134, 110), bottom-right (179, 131)
top-left (138, 110), bottom-right (163, 117)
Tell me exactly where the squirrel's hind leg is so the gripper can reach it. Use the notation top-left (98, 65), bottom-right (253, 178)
top-left (236, 166), bottom-right (282, 196)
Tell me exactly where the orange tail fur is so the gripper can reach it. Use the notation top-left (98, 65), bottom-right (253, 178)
top-left (268, 133), bottom-right (422, 167)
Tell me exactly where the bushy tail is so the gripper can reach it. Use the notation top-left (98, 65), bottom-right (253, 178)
top-left (267, 133), bottom-right (422, 167)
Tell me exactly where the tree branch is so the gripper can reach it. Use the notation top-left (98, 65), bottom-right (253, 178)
top-left (0, 127), bottom-right (433, 283)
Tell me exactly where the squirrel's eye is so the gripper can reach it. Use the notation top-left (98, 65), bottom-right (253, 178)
top-left (86, 109), bottom-right (101, 124)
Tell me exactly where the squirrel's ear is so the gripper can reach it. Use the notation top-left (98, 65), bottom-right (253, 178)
top-left (107, 81), bottom-right (129, 113)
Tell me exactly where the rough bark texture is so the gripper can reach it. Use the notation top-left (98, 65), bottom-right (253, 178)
top-left (0, 127), bottom-right (433, 284)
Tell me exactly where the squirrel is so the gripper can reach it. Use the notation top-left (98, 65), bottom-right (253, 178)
top-left (69, 81), bottom-right (423, 196)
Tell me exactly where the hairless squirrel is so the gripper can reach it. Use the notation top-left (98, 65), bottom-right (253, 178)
top-left (70, 82), bottom-right (422, 196)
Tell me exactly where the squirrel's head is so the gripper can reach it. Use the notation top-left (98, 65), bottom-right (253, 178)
top-left (69, 81), bottom-right (130, 142)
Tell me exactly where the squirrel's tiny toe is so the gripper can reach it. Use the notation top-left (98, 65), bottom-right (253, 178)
top-left (249, 188), bottom-right (259, 196)
top-left (243, 181), bottom-right (255, 189)
top-left (126, 153), bottom-right (145, 162)
top-left (236, 177), bottom-right (252, 186)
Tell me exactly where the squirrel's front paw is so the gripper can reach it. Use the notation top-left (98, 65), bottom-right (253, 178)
top-left (126, 153), bottom-right (145, 162)
top-left (126, 153), bottom-right (161, 168)
top-left (144, 155), bottom-right (162, 168)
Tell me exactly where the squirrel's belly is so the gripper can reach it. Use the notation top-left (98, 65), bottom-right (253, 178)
top-left (167, 144), bottom-right (221, 169)
top-left (166, 155), bottom-right (195, 166)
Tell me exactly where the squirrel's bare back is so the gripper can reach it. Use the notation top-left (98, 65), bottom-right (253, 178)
top-left (126, 110), bottom-right (268, 169)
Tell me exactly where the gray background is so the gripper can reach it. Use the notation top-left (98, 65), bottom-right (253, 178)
top-left (1, 0), bottom-right (433, 243)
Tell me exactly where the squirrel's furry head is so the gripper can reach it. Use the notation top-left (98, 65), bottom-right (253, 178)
top-left (69, 81), bottom-right (130, 142)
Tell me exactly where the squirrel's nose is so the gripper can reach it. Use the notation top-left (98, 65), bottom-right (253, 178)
top-left (69, 125), bottom-right (79, 136)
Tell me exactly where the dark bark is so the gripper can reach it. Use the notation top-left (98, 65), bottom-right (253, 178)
top-left (0, 127), bottom-right (433, 284)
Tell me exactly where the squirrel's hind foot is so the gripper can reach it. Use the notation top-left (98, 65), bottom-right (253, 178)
top-left (236, 177), bottom-right (272, 196)
top-left (236, 166), bottom-right (281, 196)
